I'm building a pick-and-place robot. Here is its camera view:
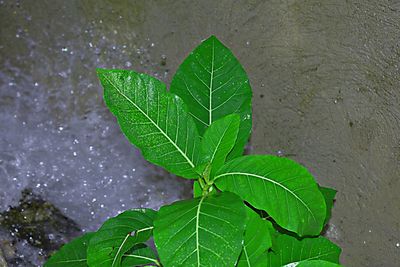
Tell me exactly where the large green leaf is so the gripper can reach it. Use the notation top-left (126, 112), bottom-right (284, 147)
top-left (98, 69), bottom-right (201, 179)
top-left (121, 244), bottom-right (159, 267)
top-left (44, 233), bottom-right (94, 267)
top-left (199, 114), bottom-right (240, 178)
top-left (170, 35), bottom-right (252, 160)
top-left (319, 186), bottom-right (337, 225)
top-left (295, 260), bottom-right (343, 267)
top-left (153, 192), bottom-right (246, 267)
top-left (261, 234), bottom-right (341, 266)
top-left (237, 207), bottom-right (273, 267)
top-left (87, 209), bottom-right (157, 267)
top-left (214, 155), bottom-right (326, 236)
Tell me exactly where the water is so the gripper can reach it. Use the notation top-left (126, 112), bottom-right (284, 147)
top-left (0, 1), bottom-right (190, 265)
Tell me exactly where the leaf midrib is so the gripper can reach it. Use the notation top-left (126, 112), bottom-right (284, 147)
top-left (215, 172), bottom-right (317, 223)
top-left (50, 258), bottom-right (87, 263)
top-left (196, 196), bottom-right (205, 266)
top-left (208, 38), bottom-right (215, 125)
top-left (125, 254), bottom-right (159, 264)
top-left (209, 119), bottom-right (232, 165)
top-left (243, 245), bottom-right (251, 266)
top-left (111, 233), bottom-right (130, 267)
top-left (103, 75), bottom-right (195, 168)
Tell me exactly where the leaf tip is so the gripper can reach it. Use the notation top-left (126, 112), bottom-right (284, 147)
top-left (205, 34), bottom-right (221, 44)
top-left (95, 67), bottom-right (107, 76)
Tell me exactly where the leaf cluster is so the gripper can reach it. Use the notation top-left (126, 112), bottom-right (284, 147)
top-left (45, 36), bottom-right (343, 267)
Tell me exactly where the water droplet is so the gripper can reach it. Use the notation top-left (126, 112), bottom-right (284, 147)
top-left (58, 71), bottom-right (68, 78)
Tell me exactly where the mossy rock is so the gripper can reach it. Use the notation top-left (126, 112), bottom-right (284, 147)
top-left (0, 189), bottom-right (80, 252)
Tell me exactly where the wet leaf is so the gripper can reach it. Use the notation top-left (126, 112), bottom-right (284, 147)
top-left (236, 207), bottom-right (273, 267)
top-left (121, 244), bottom-right (159, 267)
top-left (199, 114), bottom-right (240, 178)
top-left (260, 234), bottom-right (341, 266)
top-left (44, 233), bottom-right (94, 267)
top-left (319, 186), bottom-right (337, 225)
top-left (215, 155), bottom-right (326, 236)
top-left (170, 36), bottom-right (252, 160)
top-left (87, 209), bottom-right (156, 267)
top-left (294, 260), bottom-right (343, 267)
top-left (193, 180), bottom-right (203, 198)
top-left (153, 192), bottom-right (246, 267)
top-left (98, 69), bottom-right (201, 179)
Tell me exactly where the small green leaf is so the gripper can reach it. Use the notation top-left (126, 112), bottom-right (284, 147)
top-left (98, 69), bottom-right (201, 179)
top-left (87, 209), bottom-right (156, 267)
top-left (153, 192), bottom-right (246, 267)
top-left (295, 260), bottom-right (343, 267)
top-left (261, 234), bottom-right (341, 266)
top-left (193, 180), bottom-right (217, 198)
top-left (319, 186), bottom-right (337, 225)
top-left (193, 181), bottom-right (203, 198)
top-left (170, 36), bottom-right (252, 160)
top-left (237, 207), bottom-right (273, 267)
top-left (214, 155), bottom-right (326, 236)
top-left (199, 114), bottom-right (240, 178)
top-left (121, 244), bottom-right (159, 267)
top-left (44, 233), bottom-right (94, 267)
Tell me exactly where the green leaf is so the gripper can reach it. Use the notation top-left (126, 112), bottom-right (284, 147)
top-left (319, 186), bottom-right (337, 225)
top-left (214, 155), bottom-right (326, 236)
top-left (237, 207), bottom-right (273, 267)
top-left (261, 234), bottom-right (341, 266)
top-left (98, 69), bottom-right (201, 179)
top-left (170, 35), bottom-right (252, 160)
top-left (121, 244), bottom-right (159, 267)
top-left (295, 260), bottom-right (343, 267)
top-left (87, 209), bottom-right (157, 267)
top-left (193, 181), bottom-right (203, 198)
top-left (44, 233), bottom-right (94, 267)
top-left (153, 192), bottom-right (246, 267)
top-left (193, 180), bottom-right (217, 198)
top-left (199, 114), bottom-right (240, 178)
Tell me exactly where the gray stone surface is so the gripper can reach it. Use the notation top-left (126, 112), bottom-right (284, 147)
top-left (0, 0), bottom-right (399, 266)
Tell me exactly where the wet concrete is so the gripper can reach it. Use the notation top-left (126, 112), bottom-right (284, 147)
top-left (0, 0), bottom-right (399, 266)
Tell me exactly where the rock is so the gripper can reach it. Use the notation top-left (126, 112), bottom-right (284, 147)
top-left (0, 189), bottom-right (81, 252)
top-left (0, 248), bottom-right (7, 267)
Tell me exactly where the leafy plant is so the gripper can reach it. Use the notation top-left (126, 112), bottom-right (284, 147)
top-left (45, 36), bottom-right (343, 267)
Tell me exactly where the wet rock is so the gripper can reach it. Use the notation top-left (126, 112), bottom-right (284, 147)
top-left (0, 189), bottom-right (81, 252)
top-left (0, 229), bottom-right (43, 267)
top-left (0, 248), bottom-right (7, 267)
